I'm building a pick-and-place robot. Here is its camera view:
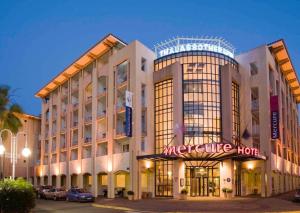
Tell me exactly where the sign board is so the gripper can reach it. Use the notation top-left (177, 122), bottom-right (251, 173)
top-left (125, 90), bottom-right (133, 108)
top-left (162, 143), bottom-right (259, 157)
top-left (154, 37), bottom-right (235, 59)
top-left (125, 90), bottom-right (133, 137)
top-left (270, 96), bottom-right (279, 139)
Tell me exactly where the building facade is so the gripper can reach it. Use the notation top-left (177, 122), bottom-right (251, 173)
top-left (34, 34), bottom-right (300, 199)
top-left (0, 113), bottom-right (41, 183)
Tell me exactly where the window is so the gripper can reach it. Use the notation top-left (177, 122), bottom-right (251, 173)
top-left (141, 138), bottom-right (146, 152)
top-left (155, 161), bottom-right (173, 197)
top-left (141, 57), bottom-right (147, 71)
top-left (250, 62), bottom-right (258, 75)
top-left (116, 60), bottom-right (128, 84)
top-left (97, 142), bottom-right (108, 156)
top-left (60, 152), bottom-right (66, 162)
top-left (154, 79), bottom-right (173, 153)
top-left (182, 56), bottom-right (222, 145)
top-left (141, 84), bottom-right (146, 107)
top-left (122, 144), bottom-right (129, 152)
top-left (232, 82), bottom-right (240, 144)
top-left (51, 154), bottom-right (57, 163)
top-left (142, 110), bottom-right (147, 135)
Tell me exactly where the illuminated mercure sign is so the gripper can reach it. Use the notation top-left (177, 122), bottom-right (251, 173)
top-left (162, 143), bottom-right (259, 157)
top-left (155, 37), bottom-right (235, 59)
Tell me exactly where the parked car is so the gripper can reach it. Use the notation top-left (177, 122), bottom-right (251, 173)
top-left (294, 189), bottom-right (300, 202)
top-left (37, 185), bottom-right (52, 199)
top-left (66, 188), bottom-right (94, 202)
top-left (44, 188), bottom-right (67, 200)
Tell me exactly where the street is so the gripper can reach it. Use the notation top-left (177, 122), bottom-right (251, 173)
top-left (33, 191), bottom-right (300, 213)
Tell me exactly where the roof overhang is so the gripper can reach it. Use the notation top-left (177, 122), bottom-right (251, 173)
top-left (35, 34), bottom-right (127, 98)
top-left (268, 39), bottom-right (300, 103)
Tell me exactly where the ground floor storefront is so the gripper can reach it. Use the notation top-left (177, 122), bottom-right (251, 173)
top-left (34, 158), bottom-right (300, 200)
top-left (34, 190), bottom-right (300, 213)
top-left (153, 159), bottom-right (266, 199)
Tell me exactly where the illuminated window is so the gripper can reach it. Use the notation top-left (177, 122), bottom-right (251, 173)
top-left (154, 79), bottom-right (173, 153)
top-left (232, 82), bottom-right (240, 144)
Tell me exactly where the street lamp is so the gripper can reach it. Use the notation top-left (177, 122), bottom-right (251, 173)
top-left (0, 129), bottom-right (31, 180)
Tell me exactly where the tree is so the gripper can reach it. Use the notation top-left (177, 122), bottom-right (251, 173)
top-left (0, 85), bottom-right (23, 134)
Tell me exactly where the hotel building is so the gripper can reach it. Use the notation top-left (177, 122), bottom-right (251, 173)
top-left (34, 34), bottom-right (300, 199)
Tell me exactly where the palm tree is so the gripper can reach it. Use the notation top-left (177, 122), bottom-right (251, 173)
top-left (0, 85), bottom-right (23, 134)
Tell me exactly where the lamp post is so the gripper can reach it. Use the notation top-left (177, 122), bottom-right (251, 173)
top-left (0, 129), bottom-right (31, 180)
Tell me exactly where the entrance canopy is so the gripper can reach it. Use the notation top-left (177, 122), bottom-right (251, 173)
top-left (137, 143), bottom-right (266, 164)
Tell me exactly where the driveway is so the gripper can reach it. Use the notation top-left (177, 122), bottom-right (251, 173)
top-left (34, 191), bottom-right (300, 213)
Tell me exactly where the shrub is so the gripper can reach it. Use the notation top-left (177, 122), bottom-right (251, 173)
top-left (0, 178), bottom-right (35, 213)
top-left (222, 187), bottom-right (227, 193)
top-left (180, 188), bottom-right (188, 195)
top-left (127, 190), bottom-right (134, 195)
top-left (222, 187), bottom-right (233, 193)
top-left (226, 189), bottom-right (233, 193)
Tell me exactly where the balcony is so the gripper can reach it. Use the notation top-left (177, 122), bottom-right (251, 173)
top-left (97, 132), bottom-right (107, 142)
top-left (72, 102), bottom-right (79, 110)
top-left (71, 139), bottom-right (78, 147)
top-left (51, 145), bottom-right (56, 153)
top-left (61, 108), bottom-right (67, 117)
top-left (71, 83), bottom-right (79, 93)
top-left (45, 131), bottom-right (49, 139)
top-left (85, 114), bottom-right (92, 123)
top-left (85, 96), bottom-right (92, 104)
top-left (98, 76), bottom-right (107, 94)
top-left (60, 141), bottom-right (66, 149)
top-left (61, 91), bottom-right (68, 100)
top-left (116, 124), bottom-right (126, 139)
top-left (251, 100), bottom-right (259, 111)
top-left (252, 125), bottom-right (260, 137)
top-left (97, 110), bottom-right (106, 120)
top-left (72, 121), bottom-right (78, 128)
top-left (84, 136), bottom-right (92, 144)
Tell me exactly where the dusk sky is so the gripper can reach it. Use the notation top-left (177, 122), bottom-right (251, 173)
top-left (0, 0), bottom-right (299, 116)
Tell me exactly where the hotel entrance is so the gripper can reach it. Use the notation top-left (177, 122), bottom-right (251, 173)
top-left (185, 164), bottom-right (220, 197)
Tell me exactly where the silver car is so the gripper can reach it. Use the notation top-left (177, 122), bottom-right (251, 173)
top-left (44, 188), bottom-right (67, 201)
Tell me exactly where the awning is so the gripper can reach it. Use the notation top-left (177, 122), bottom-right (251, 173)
top-left (136, 150), bottom-right (266, 162)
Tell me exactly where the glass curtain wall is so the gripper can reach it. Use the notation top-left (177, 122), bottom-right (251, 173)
top-left (154, 79), bottom-right (174, 197)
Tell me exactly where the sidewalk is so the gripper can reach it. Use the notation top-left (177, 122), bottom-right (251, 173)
top-left (94, 193), bottom-right (300, 212)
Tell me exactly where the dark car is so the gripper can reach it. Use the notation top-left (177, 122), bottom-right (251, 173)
top-left (66, 188), bottom-right (94, 202)
top-left (294, 189), bottom-right (300, 202)
top-left (44, 188), bottom-right (67, 200)
top-left (37, 185), bottom-right (52, 199)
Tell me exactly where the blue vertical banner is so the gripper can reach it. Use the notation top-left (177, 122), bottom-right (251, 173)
top-left (125, 91), bottom-right (133, 137)
top-left (125, 106), bottom-right (132, 137)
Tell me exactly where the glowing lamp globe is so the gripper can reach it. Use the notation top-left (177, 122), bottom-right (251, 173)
top-left (0, 144), bottom-right (5, 155)
top-left (22, 147), bottom-right (31, 157)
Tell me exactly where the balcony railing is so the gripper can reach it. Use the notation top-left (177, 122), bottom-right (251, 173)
top-left (98, 87), bottom-right (107, 95)
top-left (251, 100), bottom-right (259, 111)
top-left (71, 140), bottom-right (78, 146)
top-left (72, 102), bottom-right (79, 109)
top-left (97, 109), bottom-right (106, 118)
top-left (60, 142), bottom-right (66, 149)
top-left (116, 101), bottom-right (126, 111)
top-left (117, 75), bottom-right (127, 85)
top-left (84, 137), bottom-right (92, 143)
top-left (85, 115), bottom-right (92, 122)
top-left (97, 132), bottom-right (107, 140)
top-left (252, 125), bottom-right (260, 137)
top-left (85, 96), bottom-right (92, 103)
top-left (72, 121), bottom-right (78, 127)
